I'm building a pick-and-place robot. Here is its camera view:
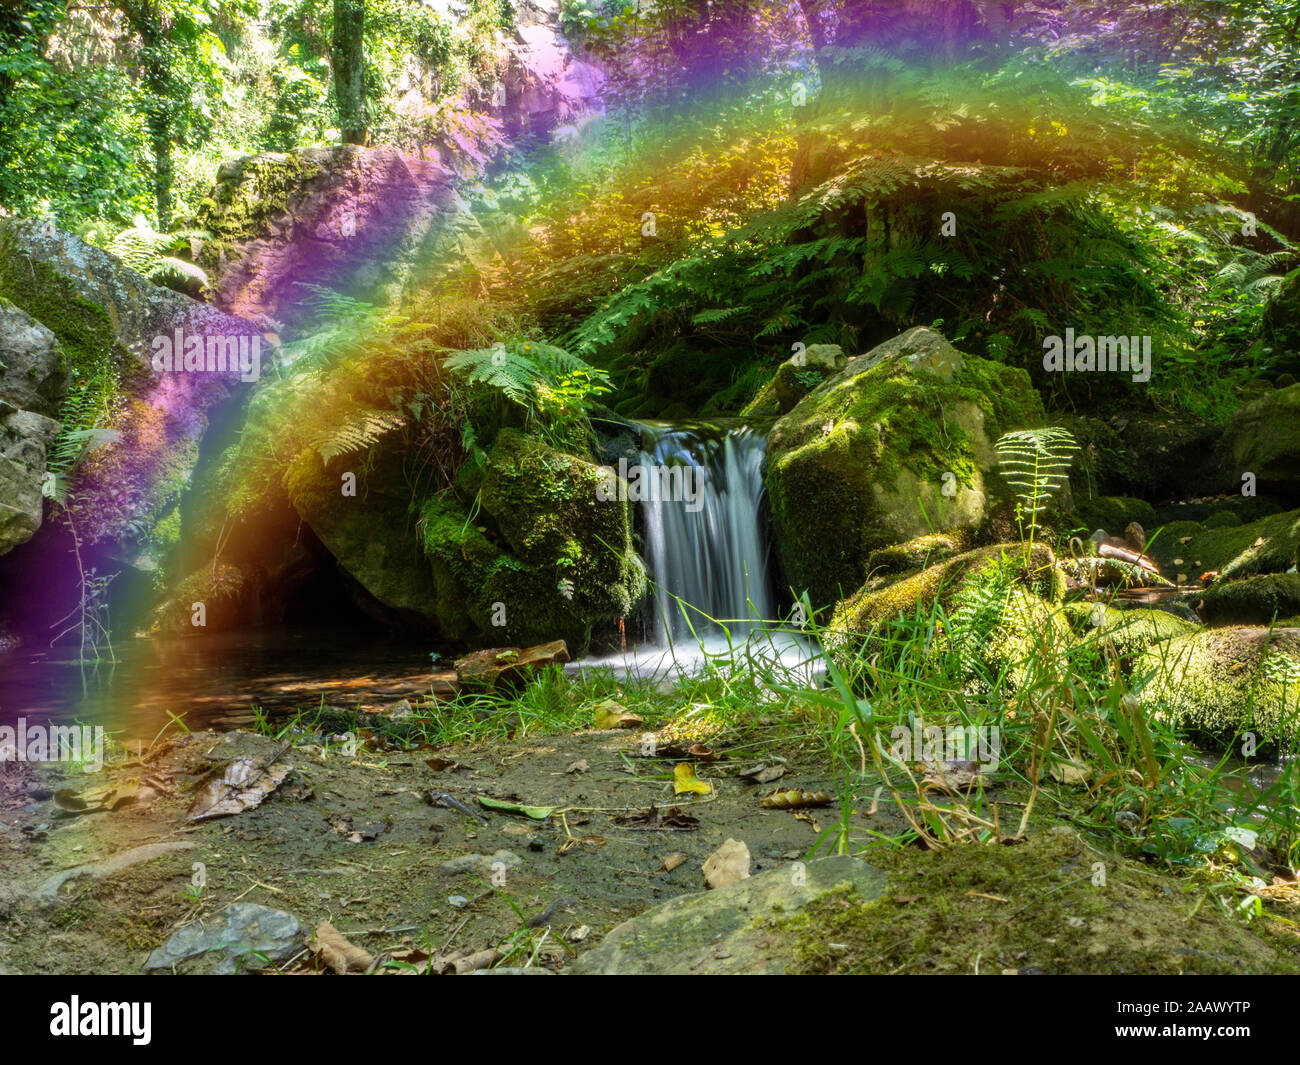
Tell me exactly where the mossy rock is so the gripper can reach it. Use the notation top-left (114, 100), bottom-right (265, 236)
top-left (1203, 509), bottom-right (1242, 529)
top-left (421, 429), bottom-right (646, 653)
top-left (1135, 627), bottom-right (1300, 748)
top-left (1072, 496), bottom-right (1157, 535)
top-left (764, 328), bottom-right (1045, 608)
top-left (1218, 383), bottom-right (1300, 497)
top-left (863, 527), bottom-right (979, 576)
top-left (1146, 509), bottom-right (1300, 580)
top-left (1062, 602), bottom-right (1199, 661)
top-left (1195, 574), bottom-right (1300, 627)
top-left (829, 541), bottom-right (1060, 640)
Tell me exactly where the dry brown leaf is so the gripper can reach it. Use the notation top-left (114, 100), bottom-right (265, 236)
top-left (794, 810), bottom-right (822, 833)
top-left (186, 751), bottom-right (291, 822)
top-left (760, 788), bottom-right (832, 809)
top-left (312, 920), bottom-right (375, 974)
top-left (702, 838), bottom-right (750, 889)
top-left (658, 852), bottom-right (689, 873)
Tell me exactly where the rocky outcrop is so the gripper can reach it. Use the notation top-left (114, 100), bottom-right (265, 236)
top-left (0, 300), bottom-right (66, 554)
top-left (1195, 573), bottom-right (1300, 627)
top-left (196, 146), bottom-right (480, 333)
top-left (764, 328), bottom-right (1044, 608)
top-left (0, 219), bottom-right (267, 576)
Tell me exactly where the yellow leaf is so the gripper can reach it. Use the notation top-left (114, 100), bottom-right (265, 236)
top-left (594, 699), bottom-right (643, 730)
top-left (673, 763), bottom-right (712, 796)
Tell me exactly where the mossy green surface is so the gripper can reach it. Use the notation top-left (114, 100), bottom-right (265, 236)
top-left (420, 429), bottom-right (646, 653)
top-left (864, 527), bottom-right (979, 576)
top-left (1062, 602), bottom-right (1199, 661)
top-left (765, 346), bottom-right (1044, 608)
top-left (1221, 383), bottom-right (1300, 493)
top-left (1195, 573), bottom-right (1300, 626)
top-left (0, 231), bottom-right (131, 405)
top-left (830, 542), bottom-right (1058, 637)
top-left (773, 831), bottom-right (1298, 974)
top-left (1136, 626), bottom-right (1300, 747)
top-left (1146, 509), bottom-right (1300, 579)
top-left (196, 152), bottom-right (325, 266)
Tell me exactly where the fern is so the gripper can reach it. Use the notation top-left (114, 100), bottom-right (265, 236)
top-left (995, 427), bottom-right (1079, 546)
top-left (306, 407), bottom-right (406, 465)
top-left (947, 559), bottom-right (1015, 678)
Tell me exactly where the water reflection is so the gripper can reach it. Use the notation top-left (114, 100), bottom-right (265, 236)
top-left (0, 626), bottom-right (438, 742)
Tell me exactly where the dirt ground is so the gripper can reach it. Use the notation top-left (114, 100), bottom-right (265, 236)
top-left (1, 720), bottom-right (1297, 975)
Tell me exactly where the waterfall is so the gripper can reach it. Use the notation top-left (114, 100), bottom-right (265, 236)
top-left (637, 424), bottom-right (775, 647)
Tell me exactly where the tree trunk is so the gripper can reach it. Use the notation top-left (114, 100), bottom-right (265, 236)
top-left (332, 0), bottom-right (367, 146)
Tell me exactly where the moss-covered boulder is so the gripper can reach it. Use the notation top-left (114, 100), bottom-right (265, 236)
top-left (1218, 383), bottom-right (1300, 498)
top-left (829, 541), bottom-right (1060, 637)
top-left (1135, 627), bottom-right (1300, 747)
top-left (1147, 509), bottom-right (1300, 581)
top-left (1062, 602), bottom-right (1199, 660)
top-left (1195, 574), bottom-right (1300, 627)
top-left (196, 146), bottom-right (476, 331)
top-left (742, 344), bottom-right (848, 418)
top-left (421, 429), bottom-right (646, 653)
top-left (863, 527), bottom-right (979, 577)
top-left (765, 328), bottom-right (1045, 607)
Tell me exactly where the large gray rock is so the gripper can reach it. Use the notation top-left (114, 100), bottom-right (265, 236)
top-left (144, 903), bottom-right (303, 975)
top-left (197, 146), bottom-right (477, 332)
top-left (0, 298), bottom-right (66, 418)
top-left (764, 328), bottom-right (1045, 608)
top-left (0, 299), bottom-right (66, 554)
top-left (568, 856), bottom-right (888, 975)
top-left (1218, 383), bottom-right (1300, 499)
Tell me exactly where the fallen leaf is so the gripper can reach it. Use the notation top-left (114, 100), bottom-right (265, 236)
top-left (425, 757), bottom-right (469, 773)
top-left (919, 759), bottom-right (986, 792)
top-left (478, 795), bottom-right (557, 820)
top-left (312, 920), bottom-right (375, 974)
top-left (673, 763), bottom-right (713, 796)
top-left (658, 851), bottom-right (689, 872)
top-left (794, 810), bottom-right (821, 833)
top-left (703, 839), bottom-right (750, 889)
top-left (593, 700), bottom-right (643, 730)
top-left (760, 788), bottom-right (832, 809)
top-left (187, 752), bottom-right (291, 822)
top-left (1049, 760), bottom-right (1093, 786)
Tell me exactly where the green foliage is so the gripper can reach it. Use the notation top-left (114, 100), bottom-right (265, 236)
top-left (995, 427), bottom-right (1079, 543)
top-left (444, 340), bottom-right (610, 447)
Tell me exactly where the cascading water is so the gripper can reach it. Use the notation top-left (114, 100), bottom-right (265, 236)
top-left (637, 424), bottom-right (776, 646)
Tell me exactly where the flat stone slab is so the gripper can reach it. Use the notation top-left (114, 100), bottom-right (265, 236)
top-left (145, 903), bottom-right (302, 974)
top-left (568, 856), bottom-right (887, 975)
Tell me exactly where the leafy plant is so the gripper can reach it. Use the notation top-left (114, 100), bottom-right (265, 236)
top-left (994, 427), bottom-right (1079, 552)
